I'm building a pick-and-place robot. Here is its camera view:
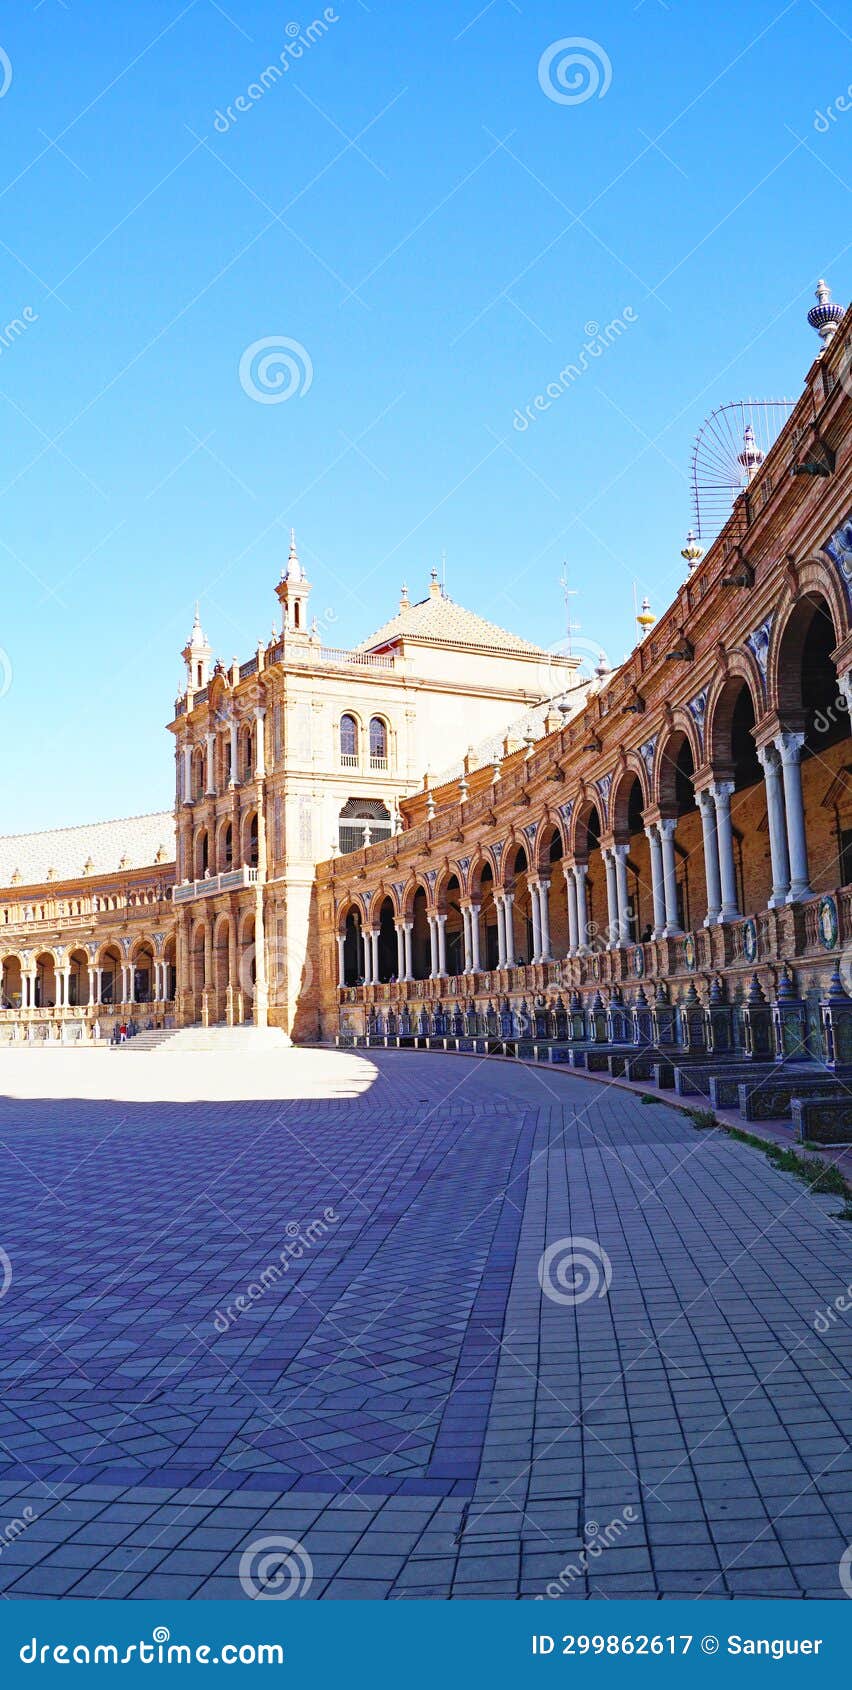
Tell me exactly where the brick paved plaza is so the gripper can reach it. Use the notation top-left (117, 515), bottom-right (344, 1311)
top-left (0, 1047), bottom-right (850, 1600)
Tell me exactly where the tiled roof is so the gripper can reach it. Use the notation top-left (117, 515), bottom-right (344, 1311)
top-left (0, 811), bottom-right (175, 891)
top-left (359, 590), bottom-right (560, 656)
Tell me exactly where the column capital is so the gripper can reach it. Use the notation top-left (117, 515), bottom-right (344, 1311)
top-left (612, 841), bottom-right (630, 861)
top-left (657, 815), bottom-right (679, 840)
top-left (573, 860), bottom-right (589, 879)
top-left (708, 779), bottom-right (735, 802)
top-left (755, 742), bottom-right (782, 773)
top-left (775, 729), bottom-right (806, 763)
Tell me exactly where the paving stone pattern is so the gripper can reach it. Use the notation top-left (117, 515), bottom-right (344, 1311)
top-left (0, 1051), bottom-right (849, 1598)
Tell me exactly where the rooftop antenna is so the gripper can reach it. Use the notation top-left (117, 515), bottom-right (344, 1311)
top-left (559, 565), bottom-right (580, 658)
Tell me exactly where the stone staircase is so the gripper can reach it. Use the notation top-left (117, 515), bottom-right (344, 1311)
top-left (111, 1024), bottom-right (291, 1054)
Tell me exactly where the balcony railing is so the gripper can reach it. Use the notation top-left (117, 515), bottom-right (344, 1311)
top-left (173, 865), bottom-right (258, 903)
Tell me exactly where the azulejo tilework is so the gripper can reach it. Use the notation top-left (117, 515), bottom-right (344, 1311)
top-left (0, 1049), bottom-right (850, 1599)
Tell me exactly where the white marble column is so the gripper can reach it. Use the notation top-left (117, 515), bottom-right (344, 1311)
top-left (254, 708), bottom-right (266, 779)
top-left (775, 732), bottom-right (812, 902)
top-left (658, 818), bottom-right (683, 936)
top-left (462, 906), bottom-right (473, 973)
top-left (756, 745), bottom-right (791, 907)
top-left (613, 844), bottom-right (631, 946)
top-left (566, 865), bottom-right (579, 956)
top-left (469, 903), bottom-right (482, 972)
top-left (603, 849), bottom-right (619, 948)
top-left (710, 781), bottom-right (741, 922)
top-left (95, 966), bottom-right (103, 1005)
top-left (428, 915), bottom-right (439, 978)
top-left (336, 934), bottom-right (345, 987)
top-left (88, 966), bottom-right (98, 1005)
top-left (362, 930), bottom-right (372, 986)
top-left (695, 789), bottom-right (722, 926)
top-left (436, 913), bottom-right (447, 975)
top-left (503, 891), bottom-right (516, 967)
top-left (182, 742), bottom-right (193, 804)
top-left (645, 825), bottom-right (666, 939)
top-left (529, 882), bottom-right (543, 963)
top-left (494, 897), bottom-right (506, 968)
top-left (205, 732), bottom-right (216, 795)
top-left (229, 716), bottom-right (238, 786)
top-left (403, 923), bottom-right (413, 981)
top-left (395, 922), bottom-right (405, 979)
top-left (370, 930), bottom-right (380, 983)
top-left (538, 877), bottom-right (552, 961)
top-left (574, 862), bottom-right (590, 952)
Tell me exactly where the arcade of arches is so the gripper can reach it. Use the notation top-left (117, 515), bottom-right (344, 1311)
top-left (322, 572), bottom-right (852, 1045)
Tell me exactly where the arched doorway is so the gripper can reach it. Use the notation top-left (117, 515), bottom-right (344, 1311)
top-left (773, 593), bottom-right (850, 897)
top-left (99, 944), bottom-right (122, 1005)
top-left (1, 954), bottom-right (22, 1009)
top-left (443, 875), bottom-right (464, 976)
top-left (656, 732), bottom-right (698, 933)
top-left (376, 897), bottom-right (397, 982)
top-left (610, 775), bottom-right (650, 942)
top-left (132, 941), bottom-right (155, 1004)
top-left (410, 886), bottom-right (430, 980)
top-left (342, 906), bottom-right (362, 986)
top-left (34, 952), bottom-right (57, 1010)
top-left (573, 802), bottom-right (604, 949)
top-left (67, 948), bottom-right (90, 1008)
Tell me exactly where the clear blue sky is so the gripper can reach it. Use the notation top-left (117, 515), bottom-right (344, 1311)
top-left (0, 0), bottom-right (848, 829)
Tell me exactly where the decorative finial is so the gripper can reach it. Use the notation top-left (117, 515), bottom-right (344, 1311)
top-left (681, 528), bottom-right (704, 571)
top-left (636, 596), bottom-right (655, 637)
top-left (285, 528), bottom-right (302, 583)
top-left (807, 277), bottom-right (844, 352)
top-left (595, 650), bottom-right (612, 679)
top-left (737, 423), bottom-right (764, 481)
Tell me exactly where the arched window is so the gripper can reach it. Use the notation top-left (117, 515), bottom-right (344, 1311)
top-left (338, 798), bottom-right (392, 855)
top-left (369, 717), bottom-right (388, 767)
top-left (340, 714), bottom-right (358, 764)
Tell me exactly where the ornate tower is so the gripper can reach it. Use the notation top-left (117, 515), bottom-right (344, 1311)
top-left (275, 531), bottom-right (311, 637)
top-left (181, 604), bottom-right (211, 695)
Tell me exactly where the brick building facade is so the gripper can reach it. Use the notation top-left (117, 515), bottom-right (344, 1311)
top-left (3, 292), bottom-right (852, 1058)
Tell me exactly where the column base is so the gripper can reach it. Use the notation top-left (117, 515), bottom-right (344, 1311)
top-left (703, 910), bottom-right (721, 928)
top-left (767, 890), bottom-right (791, 909)
top-left (717, 907), bottom-right (741, 924)
top-left (663, 924), bottom-right (683, 938)
top-left (786, 885), bottom-right (815, 904)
